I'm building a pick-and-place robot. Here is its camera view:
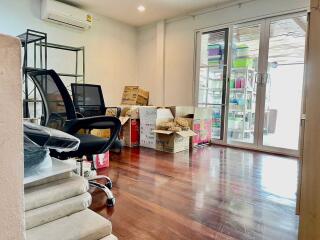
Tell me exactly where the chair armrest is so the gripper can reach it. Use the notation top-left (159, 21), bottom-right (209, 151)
top-left (64, 116), bottom-right (121, 136)
top-left (75, 112), bottom-right (84, 118)
top-left (64, 116), bottom-right (121, 153)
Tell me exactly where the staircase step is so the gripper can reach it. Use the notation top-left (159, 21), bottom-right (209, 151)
top-left (26, 209), bottom-right (112, 240)
top-left (26, 192), bottom-right (91, 230)
top-left (99, 235), bottom-right (118, 240)
top-left (25, 175), bottom-right (89, 211)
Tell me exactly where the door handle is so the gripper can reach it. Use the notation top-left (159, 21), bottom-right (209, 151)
top-left (255, 73), bottom-right (262, 85)
top-left (300, 114), bottom-right (307, 127)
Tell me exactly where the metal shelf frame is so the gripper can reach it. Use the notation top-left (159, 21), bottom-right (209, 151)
top-left (18, 29), bottom-right (85, 119)
top-left (18, 29), bottom-right (48, 118)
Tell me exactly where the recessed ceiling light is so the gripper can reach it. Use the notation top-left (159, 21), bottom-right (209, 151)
top-left (137, 5), bottom-right (146, 12)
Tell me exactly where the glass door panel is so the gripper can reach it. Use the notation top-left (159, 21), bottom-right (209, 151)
top-left (262, 16), bottom-right (307, 151)
top-left (197, 29), bottom-right (228, 140)
top-left (227, 24), bottom-right (261, 144)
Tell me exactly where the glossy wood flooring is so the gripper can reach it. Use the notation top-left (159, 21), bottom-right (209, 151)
top-left (90, 146), bottom-right (299, 240)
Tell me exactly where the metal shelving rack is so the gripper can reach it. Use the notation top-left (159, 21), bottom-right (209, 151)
top-left (18, 29), bottom-right (48, 118)
top-left (18, 29), bottom-right (85, 119)
top-left (37, 42), bottom-right (85, 92)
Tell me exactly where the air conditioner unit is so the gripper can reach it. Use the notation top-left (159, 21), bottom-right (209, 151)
top-left (41, 0), bottom-right (93, 30)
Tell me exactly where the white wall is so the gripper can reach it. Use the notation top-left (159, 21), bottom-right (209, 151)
top-left (137, 0), bottom-right (309, 106)
top-left (0, 0), bottom-right (138, 106)
top-left (137, 25), bottom-right (158, 104)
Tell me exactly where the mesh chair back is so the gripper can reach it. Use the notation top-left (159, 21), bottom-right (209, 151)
top-left (71, 83), bottom-right (106, 117)
top-left (28, 70), bottom-right (77, 130)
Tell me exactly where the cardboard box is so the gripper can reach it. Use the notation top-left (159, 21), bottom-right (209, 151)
top-left (89, 106), bottom-right (137, 139)
top-left (91, 128), bottom-right (111, 138)
top-left (120, 105), bottom-right (140, 119)
top-left (139, 107), bottom-right (174, 149)
top-left (169, 106), bottom-right (213, 147)
top-left (118, 106), bottom-right (141, 147)
top-left (121, 86), bottom-right (149, 106)
top-left (120, 117), bottom-right (140, 147)
top-left (153, 129), bottom-right (196, 153)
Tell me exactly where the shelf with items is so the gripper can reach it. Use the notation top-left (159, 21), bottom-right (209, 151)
top-left (228, 66), bottom-right (257, 140)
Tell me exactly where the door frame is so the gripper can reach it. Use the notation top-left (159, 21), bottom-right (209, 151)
top-left (194, 27), bottom-right (230, 144)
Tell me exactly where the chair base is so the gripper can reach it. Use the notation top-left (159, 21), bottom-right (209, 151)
top-left (88, 175), bottom-right (112, 189)
top-left (89, 181), bottom-right (115, 208)
top-left (77, 158), bottom-right (116, 208)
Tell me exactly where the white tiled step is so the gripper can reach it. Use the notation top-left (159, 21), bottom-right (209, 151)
top-left (25, 175), bottom-right (89, 211)
top-left (100, 235), bottom-right (118, 240)
top-left (26, 209), bottom-right (112, 240)
top-left (26, 192), bottom-right (92, 230)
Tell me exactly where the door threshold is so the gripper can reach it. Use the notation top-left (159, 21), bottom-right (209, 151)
top-left (212, 142), bottom-right (300, 158)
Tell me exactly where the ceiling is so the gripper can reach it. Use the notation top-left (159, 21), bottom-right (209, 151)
top-left (63, 0), bottom-right (237, 27)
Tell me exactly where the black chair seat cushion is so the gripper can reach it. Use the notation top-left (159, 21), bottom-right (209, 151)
top-left (74, 133), bottom-right (109, 156)
top-left (51, 133), bottom-right (109, 159)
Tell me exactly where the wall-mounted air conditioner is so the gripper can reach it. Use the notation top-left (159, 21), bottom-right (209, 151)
top-left (41, 0), bottom-right (93, 30)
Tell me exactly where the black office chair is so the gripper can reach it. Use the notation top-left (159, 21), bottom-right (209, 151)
top-left (71, 83), bottom-right (122, 153)
top-left (27, 69), bottom-right (121, 207)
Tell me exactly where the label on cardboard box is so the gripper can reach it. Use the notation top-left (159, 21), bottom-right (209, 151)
top-left (140, 123), bottom-right (156, 148)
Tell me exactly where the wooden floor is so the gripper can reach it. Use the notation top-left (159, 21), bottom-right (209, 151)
top-left (90, 146), bottom-right (299, 240)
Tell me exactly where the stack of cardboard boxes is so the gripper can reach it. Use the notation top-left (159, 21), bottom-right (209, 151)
top-left (90, 86), bottom-right (214, 155)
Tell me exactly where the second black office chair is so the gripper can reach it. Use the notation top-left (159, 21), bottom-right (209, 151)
top-left (71, 83), bottom-right (123, 153)
top-left (27, 69), bottom-right (121, 207)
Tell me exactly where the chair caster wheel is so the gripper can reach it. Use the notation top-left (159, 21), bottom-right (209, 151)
top-left (105, 181), bottom-right (112, 189)
top-left (107, 198), bottom-right (115, 208)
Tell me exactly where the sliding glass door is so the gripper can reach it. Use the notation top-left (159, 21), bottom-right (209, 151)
top-left (196, 29), bottom-right (228, 140)
top-left (260, 15), bottom-right (307, 153)
top-left (196, 12), bottom-right (307, 156)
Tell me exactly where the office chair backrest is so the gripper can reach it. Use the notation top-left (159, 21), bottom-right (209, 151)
top-left (27, 70), bottom-right (77, 130)
top-left (71, 83), bottom-right (106, 117)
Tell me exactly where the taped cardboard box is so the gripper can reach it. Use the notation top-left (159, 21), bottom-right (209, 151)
top-left (153, 129), bottom-right (197, 153)
top-left (169, 106), bottom-right (213, 147)
top-left (139, 107), bottom-right (174, 149)
top-left (121, 86), bottom-right (149, 106)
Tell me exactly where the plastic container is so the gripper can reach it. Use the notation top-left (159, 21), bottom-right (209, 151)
top-left (235, 78), bottom-right (242, 88)
top-left (229, 78), bottom-right (235, 88)
top-left (233, 58), bottom-right (253, 68)
top-left (236, 44), bottom-right (250, 58)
